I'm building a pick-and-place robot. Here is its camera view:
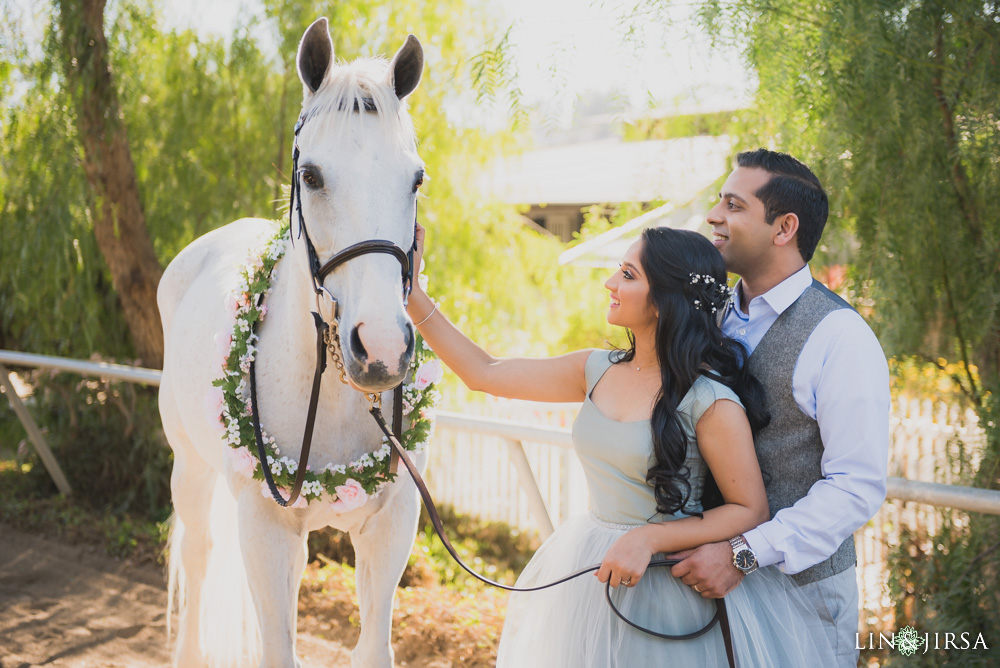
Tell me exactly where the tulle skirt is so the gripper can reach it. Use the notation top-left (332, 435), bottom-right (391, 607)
top-left (496, 513), bottom-right (835, 668)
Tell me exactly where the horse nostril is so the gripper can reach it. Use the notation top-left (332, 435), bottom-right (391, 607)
top-left (350, 325), bottom-right (368, 361)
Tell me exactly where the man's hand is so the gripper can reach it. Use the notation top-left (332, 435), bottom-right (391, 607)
top-left (668, 541), bottom-right (743, 598)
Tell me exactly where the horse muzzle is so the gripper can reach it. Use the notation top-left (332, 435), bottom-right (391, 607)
top-left (340, 315), bottom-right (414, 391)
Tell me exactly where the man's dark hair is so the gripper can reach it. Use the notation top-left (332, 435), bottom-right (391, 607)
top-left (736, 148), bottom-right (828, 262)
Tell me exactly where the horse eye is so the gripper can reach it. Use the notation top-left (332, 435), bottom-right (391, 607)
top-left (412, 172), bottom-right (425, 193)
top-left (301, 168), bottom-right (320, 188)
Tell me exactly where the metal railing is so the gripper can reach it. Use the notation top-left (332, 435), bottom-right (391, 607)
top-left (3, 348), bottom-right (1000, 539)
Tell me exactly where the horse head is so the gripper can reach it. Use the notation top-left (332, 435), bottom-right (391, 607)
top-left (291, 18), bottom-right (424, 392)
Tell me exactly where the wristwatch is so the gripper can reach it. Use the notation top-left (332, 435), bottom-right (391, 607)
top-left (729, 534), bottom-right (758, 575)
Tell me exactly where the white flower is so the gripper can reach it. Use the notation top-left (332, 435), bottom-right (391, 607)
top-left (268, 455), bottom-right (283, 477)
top-left (302, 480), bottom-right (323, 498)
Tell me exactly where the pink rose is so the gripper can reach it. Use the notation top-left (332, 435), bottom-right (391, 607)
top-left (329, 479), bottom-right (369, 513)
top-left (228, 446), bottom-right (256, 478)
top-left (260, 483), bottom-right (307, 509)
top-left (413, 359), bottom-right (443, 391)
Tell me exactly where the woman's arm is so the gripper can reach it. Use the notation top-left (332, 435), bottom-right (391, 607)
top-left (407, 225), bottom-right (591, 403)
top-left (596, 399), bottom-right (769, 585)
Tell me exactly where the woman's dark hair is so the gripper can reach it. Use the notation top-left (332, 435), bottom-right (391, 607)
top-left (617, 227), bottom-right (769, 517)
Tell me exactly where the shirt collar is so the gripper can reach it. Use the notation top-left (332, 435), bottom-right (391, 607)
top-left (732, 265), bottom-right (813, 316)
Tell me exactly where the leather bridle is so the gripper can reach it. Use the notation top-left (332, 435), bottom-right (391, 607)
top-left (248, 109), bottom-right (736, 666)
top-left (251, 108), bottom-right (415, 509)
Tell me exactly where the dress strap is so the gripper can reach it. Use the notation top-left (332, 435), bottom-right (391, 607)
top-left (584, 349), bottom-right (621, 394)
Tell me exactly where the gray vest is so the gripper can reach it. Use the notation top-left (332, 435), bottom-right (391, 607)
top-left (747, 279), bottom-right (856, 586)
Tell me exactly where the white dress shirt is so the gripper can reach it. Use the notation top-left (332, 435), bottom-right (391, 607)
top-left (722, 265), bottom-right (890, 575)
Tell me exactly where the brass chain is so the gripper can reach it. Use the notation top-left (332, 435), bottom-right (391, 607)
top-left (323, 320), bottom-right (350, 385)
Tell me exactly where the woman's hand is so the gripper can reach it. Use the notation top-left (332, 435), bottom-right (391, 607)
top-left (411, 223), bottom-right (426, 293)
top-left (595, 525), bottom-right (655, 588)
top-left (407, 223), bottom-right (434, 321)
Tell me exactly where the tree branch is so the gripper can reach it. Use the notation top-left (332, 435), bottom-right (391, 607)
top-left (931, 15), bottom-right (985, 250)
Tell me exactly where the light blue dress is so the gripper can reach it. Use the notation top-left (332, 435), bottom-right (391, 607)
top-left (496, 350), bottom-right (835, 667)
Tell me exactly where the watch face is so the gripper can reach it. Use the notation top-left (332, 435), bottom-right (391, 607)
top-left (734, 549), bottom-right (757, 571)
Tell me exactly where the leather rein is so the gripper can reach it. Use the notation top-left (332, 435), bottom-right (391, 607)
top-left (248, 111), bottom-right (736, 667)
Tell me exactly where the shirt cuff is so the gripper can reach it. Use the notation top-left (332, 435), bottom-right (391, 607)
top-left (743, 528), bottom-right (784, 571)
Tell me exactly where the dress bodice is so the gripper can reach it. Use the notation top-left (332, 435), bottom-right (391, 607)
top-left (571, 349), bottom-right (744, 525)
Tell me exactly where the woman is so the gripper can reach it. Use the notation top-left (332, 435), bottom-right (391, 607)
top-left (408, 225), bottom-right (832, 666)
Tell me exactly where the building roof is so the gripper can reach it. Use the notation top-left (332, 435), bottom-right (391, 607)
top-left (558, 197), bottom-right (715, 268)
top-left (480, 135), bottom-right (734, 206)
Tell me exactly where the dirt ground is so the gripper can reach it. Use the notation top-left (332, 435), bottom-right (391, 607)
top-left (0, 523), bottom-right (357, 668)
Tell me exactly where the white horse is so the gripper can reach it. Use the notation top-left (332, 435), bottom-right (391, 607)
top-left (158, 18), bottom-right (427, 668)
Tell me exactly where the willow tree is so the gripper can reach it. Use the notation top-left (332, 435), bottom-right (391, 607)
top-left (56, 0), bottom-right (164, 367)
top-left (695, 0), bottom-right (999, 654)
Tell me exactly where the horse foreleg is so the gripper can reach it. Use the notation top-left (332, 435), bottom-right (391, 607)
top-left (350, 489), bottom-right (421, 668)
top-left (168, 444), bottom-right (219, 668)
top-left (238, 493), bottom-right (308, 668)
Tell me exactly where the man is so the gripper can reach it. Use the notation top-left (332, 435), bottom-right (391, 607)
top-left (671, 148), bottom-right (890, 666)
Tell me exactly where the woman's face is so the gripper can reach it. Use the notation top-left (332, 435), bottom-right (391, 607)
top-left (604, 240), bottom-right (657, 331)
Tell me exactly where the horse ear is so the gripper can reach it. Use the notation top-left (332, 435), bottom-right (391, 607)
top-left (297, 18), bottom-right (335, 95)
top-left (387, 35), bottom-right (423, 100)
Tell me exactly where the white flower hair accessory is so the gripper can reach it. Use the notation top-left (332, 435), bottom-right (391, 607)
top-left (687, 273), bottom-right (732, 314)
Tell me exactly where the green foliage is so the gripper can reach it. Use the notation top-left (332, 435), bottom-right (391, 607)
top-left (621, 109), bottom-right (742, 142)
top-left (2, 370), bottom-right (171, 518)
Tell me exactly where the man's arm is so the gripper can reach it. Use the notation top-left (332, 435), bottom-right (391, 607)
top-left (745, 309), bottom-right (889, 572)
top-left (672, 310), bottom-right (889, 595)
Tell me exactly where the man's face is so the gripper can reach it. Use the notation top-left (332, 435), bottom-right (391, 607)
top-left (706, 166), bottom-right (776, 278)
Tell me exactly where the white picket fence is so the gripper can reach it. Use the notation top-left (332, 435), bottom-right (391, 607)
top-left (856, 397), bottom-right (986, 631)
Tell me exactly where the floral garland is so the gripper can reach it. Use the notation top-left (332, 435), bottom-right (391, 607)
top-left (209, 223), bottom-right (442, 510)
